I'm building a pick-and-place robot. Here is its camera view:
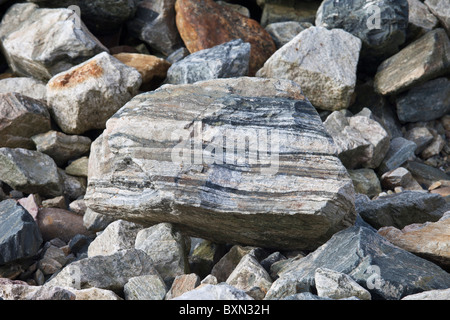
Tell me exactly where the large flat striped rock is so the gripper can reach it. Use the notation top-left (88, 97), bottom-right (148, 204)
top-left (84, 77), bottom-right (356, 250)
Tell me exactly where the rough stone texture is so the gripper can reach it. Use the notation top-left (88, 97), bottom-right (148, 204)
top-left (404, 161), bottom-right (450, 189)
top-left (404, 127), bottom-right (435, 155)
top-left (17, 194), bottom-right (40, 221)
top-left (165, 39), bottom-right (251, 84)
top-left (82, 208), bottom-right (116, 233)
top-left (0, 77), bottom-right (47, 101)
top-left (355, 191), bottom-right (449, 230)
top-left (189, 240), bottom-right (226, 280)
top-left (380, 167), bottom-right (423, 191)
top-left (211, 245), bottom-right (256, 283)
top-left (65, 157), bottom-right (89, 178)
top-left (374, 28), bottom-right (450, 96)
top-left (407, 0), bottom-right (438, 39)
top-left (0, 3), bottom-right (107, 80)
top-left (256, 27), bottom-right (361, 111)
top-left (0, 282), bottom-right (75, 300)
top-left (0, 199), bottom-right (43, 265)
top-left (420, 130), bottom-right (445, 160)
top-left (378, 212), bottom-right (450, 270)
top-left (88, 220), bottom-right (143, 258)
top-left (84, 77), bottom-right (356, 251)
top-left (175, 0), bottom-right (277, 76)
top-left (395, 77), bottom-right (450, 123)
top-left (378, 137), bottom-right (417, 175)
top-left (260, 0), bottom-right (319, 27)
top-left (265, 21), bottom-right (312, 49)
top-left (316, 0), bottom-right (409, 62)
top-left (216, 1), bottom-right (250, 17)
top-left (46, 52), bottom-right (142, 135)
top-left (173, 283), bottom-right (254, 300)
top-left (124, 274), bottom-right (167, 300)
top-left (424, 0), bottom-right (450, 35)
top-left (65, 287), bottom-right (122, 300)
top-left (127, 0), bottom-right (183, 56)
top-left (134, 223), bottom-right (190, 284)
top-left (323, 111), bottom-right (390, 169)
top-left (58, 169), bottom-right (86, 201)
top-left (37, 208), bottom-right (93, 242)
top-left (226, 254), bottom-right (273, 299)
top-left (45, 249), bottom-right (159, 293)
top-left (31, 131), bottom-right (91, 167)
top-left (165, 273), bottom-right (200, 300)
top-left (265, 226), bottom-right (450, 300)
top-left (348, 169), bottom-right (382, 198)
top-left (0, 93), bottom-right (51, 149)
top-left (0, 148), bottom-right (62, 198)
top-left (315, 267), bottom-right (371, 300)
top-left (112, 53), bottom-right (171, 91)
top-left (402, 288), bottom-right (450, 300)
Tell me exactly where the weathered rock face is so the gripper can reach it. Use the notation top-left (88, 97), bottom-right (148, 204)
top-left (256, 27), bottom-right (361, 111)
top-left (0, 77), bottom-right (47, 101)
top-left (265, 21), bottom-right (312, 49)
top-left (127, 0), bottom-right (183, 56)
top-left (407, 0), bottom-right (438, 39)
top-left (85, 77), bottom-right (356, 250)
top-left (173, 283), bottom-right (254, 300)
top-left (0, 3), bottom-right (107, 80)
top-left (165, 39), bottom-right (251, 84)
top-left (0, 93), bottom-right (51, 149)
top-left (315, 0), bottom-right (409, 63)
top-left (0, 199), bottom-right (43, 265)
top-left (374, 28), bottom-right (450, 96)
top-left (424, 0), bottom-right (450, 35)
top-left (46, 52), bottom-right (142, 135)
top-left (259, 0), bottom-right (319, 27)
top-left (174, 0), bottom-right (277, 76)
top-left (0, 148), bottom-right (63, 198)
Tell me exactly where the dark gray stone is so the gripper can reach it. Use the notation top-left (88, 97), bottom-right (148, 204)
top-left (355, 191), bottom-right (449, 229)
top-left (165, 39), bottom-right (251, 84)
top-left (395, 77), bottom-right (450, 123)
top-left (316, 0), bottom-right (409, 63)
top-left (0, 199), bottom-right (43, 265)
top-left (265, 21), bottom-right (312, 48)
top-left (266, 226), bottom-right (450, 300)
top-left (378, 137), bottom-right (417, 174)
top-left (404, 161), bottom-right (450, 188)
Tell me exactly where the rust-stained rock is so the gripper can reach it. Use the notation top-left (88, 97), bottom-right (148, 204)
top-left (113, 53), bottom-right (171, 91)
top-left (174, 0), bottom-right (276, 76)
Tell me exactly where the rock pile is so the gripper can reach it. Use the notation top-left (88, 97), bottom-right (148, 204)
top-left (0, 0), bottom-right (449, 301)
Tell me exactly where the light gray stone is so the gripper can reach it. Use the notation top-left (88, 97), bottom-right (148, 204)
top-left (424, 0), bottom-right (450, 35)
top-left (315, 267), bottom-right (371, 300)
top-left (380, 167), bottom-right (423, 191)
top-left (0, 281), bottom-right (75, 300)
top-left (265, 21), bottom-right (312, 48)
top-left (404, 127), bottom-right (435, 155)
top-left (46, 52), bottom-right (142, 135)
top-left (165, 39), bottom-right (251, 84)
top-left (124, 274), bottom-right (167, 300)
top-left (82, 208), bottom-right (116, 233)
top-left (0, 77), bottom-right (47, 101)
top-left (173, 283), bottom-right (254, 300)
top-left (256, 27), bottom-right (361, 111)
top-left (402, 288), bottom-right (450, 300)
top-left (407, 0), bottom-right (438, 38)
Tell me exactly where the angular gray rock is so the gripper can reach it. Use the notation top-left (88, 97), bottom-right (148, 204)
top-left (380, 167), bottom-right (423, 191)
top-left (395, 77), bottom-right (450, 123)
top-left (348, 169), bottom-right (382, 198)
top-left (265, 226), bottom-right (450, 300)
top-left (45, 248), bottom-right (159, 293)
top-left (165, 39), bottom-right (251, 84)
top-left (378, 137), bottom-right (417, 174)
top-left (87, 219), bottom-right (143, 258)
top-left (404, 161), bottom-right (450, 188)
top-left (173, 283), bottom-right (254, 300)
top-left (127, 0), bottom-right (183, 56)
top-left (265, 21), bottom-right (312, 48)
top-left (0, 148), bottom-right (63, 198)
top-left (211, 245), bottom-right (258, 283)
top-left (0, 281), bottom-right (75, 300)
top-left (0, 3), bottom-right (107, 80)
top-left (82, 208), bottom-right (116, 233)
top-left (0, 92), bottom-right (51, 149)
top-left (226, 254), bottom-right (273, 300)
top-left (256, 27), bottom-right (361, 111)
top-left (0, 77), bottom-right (47, 101)
top-left (84, 77), bottom-right (357, 250)
top-left (316, 0), bottom-right (409, 62)
top-left (407, 0), bottom-right (438, 39)
top-left (402, 288), bottom-right (450, 300)
top-left (315, 268), bottom-right (371, 300)
top-left (46, 52), bottom-right (142, 135)
top-left (404, 127), bottom-right (435, 155)
top-left (65, 157), bottom-right (89, 178)
top-left (424, 0), bottom-right (450, 35)
top-left (124, 274), bottom-right (167, 300)
top-left (355, 191), bottom-right (449, 229)
top-left (31, 131), bottom-right (91, 167)
top-left (374, 28), bottom-right (450, 96)
top-left (134, 223), bottom-right (190, 284)
top-left (0, 199), bottom-right (43, 265)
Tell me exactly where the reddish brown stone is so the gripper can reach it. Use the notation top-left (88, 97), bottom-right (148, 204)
top-left (174, 0), bottom-right (276, 76)
top-left (48, 61), bottom-right (103, 90)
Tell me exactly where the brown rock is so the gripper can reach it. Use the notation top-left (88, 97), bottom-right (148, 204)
top-left (165, 273), bottom-right (200, 299)
top-left (36, 208), bottom-right (94, 242)
top-left (174, 0), bottom-right (276, 76)
top-left (378, 213), bottom-right (450, 271)
top-left (113, 53), bottom-right (171, 91)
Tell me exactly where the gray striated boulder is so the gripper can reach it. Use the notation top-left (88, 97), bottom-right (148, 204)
top-left (0, 199), bottom-right (43, 265)
top-left (316, 0), bottom-right (409, 62)
top-left (0, 92), bottom-right (51, 149)
top-left (165, 39), bottom-right (251, 84)
top-left (265, 226), bottom-right (450, 300)
top-left (355, 191), bottom-right (449, 230)
top-left (0, 3), bottom-right (107, 80)
top-left (378, 137), bottom-right (417, 174)
top-left (46, 52), bottom-right (142, 135)
top-left (256, 27), bottom-right (361, 111)
top-left (84, 77), bottom-right (356, 250)
top-left (0, 148), bottom-right (63, 198)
